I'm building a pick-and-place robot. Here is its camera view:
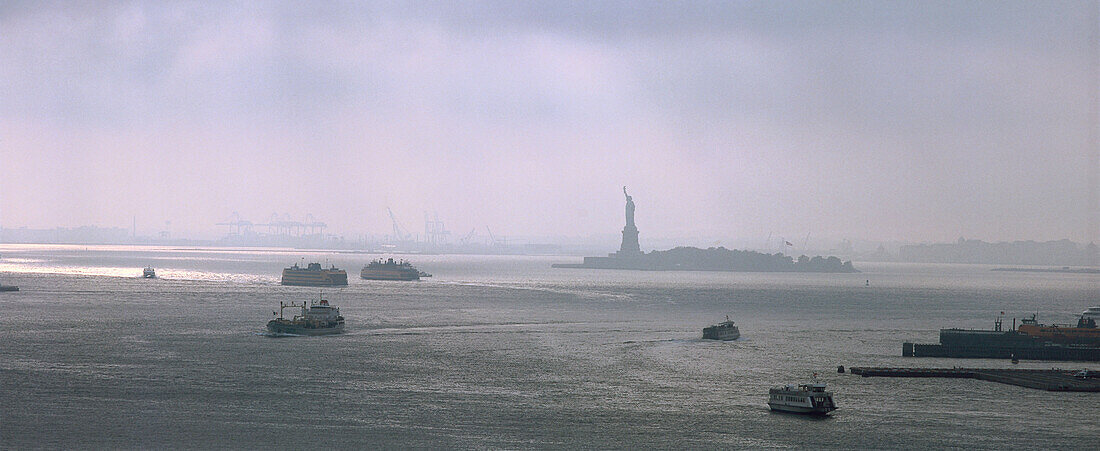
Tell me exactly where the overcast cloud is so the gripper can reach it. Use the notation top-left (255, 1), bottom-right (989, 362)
top-left (1, 1), bottom-right (1097, 245)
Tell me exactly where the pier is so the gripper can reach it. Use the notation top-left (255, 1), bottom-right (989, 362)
top-left (849, 367), bottom-right (1100, 392)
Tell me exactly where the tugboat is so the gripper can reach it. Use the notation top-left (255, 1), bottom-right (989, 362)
top-left (143, 267), bottom-right (156, 278)
top-left (768, 379), bottom-right (837, 415)
top-left (360, 258), bottom-right (422, 281)
top-left (702, 315), bottom-right (740, 341)
top-left (267, 294), bottom-right (345, 335)
top-left (281, 262), bottom-right (348, 286)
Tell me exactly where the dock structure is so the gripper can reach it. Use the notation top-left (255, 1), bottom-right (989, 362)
top-left (849, 367), bottom-right (1100, 392)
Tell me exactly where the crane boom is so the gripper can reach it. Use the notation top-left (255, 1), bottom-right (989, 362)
top-left (387, 207), bottom-right (408, 241)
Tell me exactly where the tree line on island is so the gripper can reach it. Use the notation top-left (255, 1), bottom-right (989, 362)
top-left (643, 246), bottom-right (857, 273)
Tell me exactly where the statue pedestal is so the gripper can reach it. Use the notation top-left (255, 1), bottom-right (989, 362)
top-left (618, 225), bottom-right (641, 255)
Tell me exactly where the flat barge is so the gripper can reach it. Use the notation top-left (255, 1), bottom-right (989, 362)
top-left (849, 367), bottom-right (1100, 392)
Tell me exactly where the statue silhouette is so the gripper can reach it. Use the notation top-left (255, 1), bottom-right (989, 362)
top-left (623, 186), bottom-right (635, 228)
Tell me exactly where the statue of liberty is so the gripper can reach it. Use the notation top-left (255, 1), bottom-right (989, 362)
top-left (623, 186), bottom-right (635, 228)
top-left (618, 186), bottom-right (641, 255)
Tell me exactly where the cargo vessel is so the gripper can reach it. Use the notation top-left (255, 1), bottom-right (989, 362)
top-left (281, 262), bottom-right (348, 287)
top-left (0, 284), bottom-right (17, 292)
top-left (266, 295), bottom-right (344, 335)
top-left (360, 258), bottom-right (421, 281)
top-left (904, 311), bottom-right (1100, 361)
top-left (702, 316), bottom-right (740, 341)
top-left (768, 382), bottom-right (837, 415)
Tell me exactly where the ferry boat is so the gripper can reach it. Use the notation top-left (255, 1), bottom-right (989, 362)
top-left (281, 262), bottom-right (348, 287)
top-left (266, 295), bottom-right (344, 335)
top-left (1015, 313), bottom-right (1100, 345)
top-left (143, 267), bottom-right (156, 278)
top-left (360, 258), bottom-right (421, 281)
top-left (768, 381), bottom-right (837, 415)
top-left (702, 315), bottom-right (740, 341)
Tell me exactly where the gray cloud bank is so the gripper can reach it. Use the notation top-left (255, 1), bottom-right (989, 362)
top-left (1, 1), bottom-right (1097, 244)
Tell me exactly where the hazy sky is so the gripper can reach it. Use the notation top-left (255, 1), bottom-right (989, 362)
top-left (2, 1), bottom-right (1098, 244)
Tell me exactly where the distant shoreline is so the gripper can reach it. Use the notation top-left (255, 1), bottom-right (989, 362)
top-left (991, 267), bottom-right (1100, 274)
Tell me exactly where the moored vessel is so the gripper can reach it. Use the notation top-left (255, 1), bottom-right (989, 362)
top-left (143, 267), bottom-right (156, 278)
top-left (266, 295), bottom-right (345, 335)
top-left (702, 315), bottom-right (740, 341)
top-left (1015, 313), bottom-right (1100, 345)
top-left (360, 258), bottom-right (421, 281)
top-left (904, 311), bottom-right (1100, 361)
top-left (281, 262), bottom-right (348, 287)
top-left (768, 381), bottom-right (837, 415)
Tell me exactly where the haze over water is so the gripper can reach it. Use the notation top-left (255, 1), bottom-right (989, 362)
top-left (2, 1), bottom-right (1098, 245)
top-left (1, 245), bottom-right (1098, 448)
top-left (3, 1), bottom-right (1100, 448)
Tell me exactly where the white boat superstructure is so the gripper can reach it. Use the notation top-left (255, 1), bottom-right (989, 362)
top-left (1082, 306), bottom-right (1100, 322)
top-left (768, 382), bottom-right (837, 415)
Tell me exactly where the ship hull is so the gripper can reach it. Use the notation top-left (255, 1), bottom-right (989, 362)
top-left (0, 285), bottom-right (18, 292)
top-left (360, 269), bottom-right (419, 281)
top-left (767, 403), bottom-right (835, 415)
top-left (702, 328), bottom-right (740, 341)
top-left (280, 269), bottom-right (348, 286)
top-left (266, 320), bottom-right (344, 335)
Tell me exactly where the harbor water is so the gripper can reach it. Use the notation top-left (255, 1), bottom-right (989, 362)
top-left (1, 244), bottom-right (1097, 448)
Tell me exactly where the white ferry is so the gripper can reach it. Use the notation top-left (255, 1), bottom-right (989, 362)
top-left (768, 382), bottom-right (837, 415)
top-left (143, 267), bottom-right (156, 278)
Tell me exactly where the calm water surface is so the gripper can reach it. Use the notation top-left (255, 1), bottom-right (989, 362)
top-left (1, 244), bottom-right (1098, 448)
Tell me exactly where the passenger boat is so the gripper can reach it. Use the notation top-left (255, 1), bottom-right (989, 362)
top-left (702, 315), bottom-right (740, 341)
top-left (281, 262), bottom-right (348, 286)
top-left (266, 295), bottom-right (345, 335)
top-left (143, 267), bottom-right (156, 278)
top-left (360, 258), bottom-right (421, 281)
top-left (768, 381), bottom-right (837, 415)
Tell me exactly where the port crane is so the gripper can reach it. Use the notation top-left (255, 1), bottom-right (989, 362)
top-left (387, 208), bottom-right (411, 242)
top-left (458, 228), bottom-right (477, 244)
top-left (424, 212), bottom-right (450, 244)
top-left (485, 226), bottom-right (507, 246)
top-left (217, 213), bottom-right (325, 238)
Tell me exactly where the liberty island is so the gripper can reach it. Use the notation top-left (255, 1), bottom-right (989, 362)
top-left (553, 187), bottom-right (857, 273)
